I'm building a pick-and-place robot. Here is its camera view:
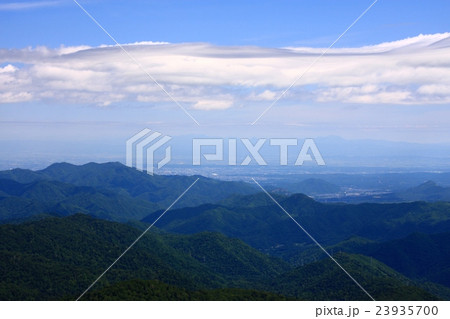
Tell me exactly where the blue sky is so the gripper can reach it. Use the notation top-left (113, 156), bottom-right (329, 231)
top-left (1, 0), bottom-right (450, 168)
top-left (2, 0), bottom-right (450, 48)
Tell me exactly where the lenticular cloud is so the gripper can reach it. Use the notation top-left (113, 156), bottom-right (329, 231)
top-left (1, 33), bottom-right (450, 108)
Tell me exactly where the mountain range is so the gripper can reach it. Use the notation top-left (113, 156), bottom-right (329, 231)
top-left (0, 162), bottom-right (257, 223)
top-left (0, 214), bottom-right (440, 301)
top-left (1, 162), bottom-right (449, 300)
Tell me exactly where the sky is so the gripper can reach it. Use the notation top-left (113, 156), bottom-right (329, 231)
top-left (1, 0), bottom-right (450, 168)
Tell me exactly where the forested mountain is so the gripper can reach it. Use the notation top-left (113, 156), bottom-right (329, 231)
top-left (1, 162), bottom-right (449, 300)
top-left (396, 181), bottom-right (450, 202)
top-left (0, 162), bottom-right (257, 223)
top-left (142, 193), bottom-right (450, 251)
top-left (0, 214), bottom-right (439, 301)
top-left (302, 232), bottom-right (450, 289)
top-left (0, 179), bottom-right (161, 222)
top-left (0, 162), bottom-right (258, 210)
top-left (264, 172), bottom-right (450, 193)
top-left (269, 253), bottom-right (438, 301)
top-left (0, 214), bottom-right (289, 300)
top-left (83, 279), bottom-right (290, 301)
top-left (282, 232), bottom-right (450, 300)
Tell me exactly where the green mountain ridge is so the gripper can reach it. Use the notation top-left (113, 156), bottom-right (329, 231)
top-left (340, 232), bottom-right (450, 288)
top-left (397, 180), bottom-right (450, 202)
top-left (0, 214), bottom-right (440, 301)
top-left (0, 162), bottom-right (258, 208)
top-left (270, 252), bottom-right (438, 301)
top-left (83, 279), bottom-right (290, 301)
top-left (142, 192), bottom-right (450, 252)
top-left (1, 162), bottom-right (449, 300)
top-left (0, 178), bottom-right (161, 222)
top-left (285, 232), bottom-right (450, 299)
top-left (0, 214), bottom-right (289, 300)
top-left (0, 162), bottom-right (258, 222)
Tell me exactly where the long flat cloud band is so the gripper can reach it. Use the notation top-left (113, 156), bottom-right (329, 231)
top-left (1, 33), bottom-right (449, 108)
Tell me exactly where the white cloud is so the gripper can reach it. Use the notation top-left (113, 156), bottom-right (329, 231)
top-left (247, 90), bottom-right (277, 101)
top-left (0, 1), bottom-right (62, 11)
top-left (192, 99), bottom-right (233, 110)
top-left (0, 64), bottom-right (32, 103)
top-left (418, 84), bottom-right (450, 96)
top-left (1, 33), bottom-right (450, 107)
top-left (317, 85), bottom-right (414, 104)
top-left (0, 91), bottom-right (32, 103)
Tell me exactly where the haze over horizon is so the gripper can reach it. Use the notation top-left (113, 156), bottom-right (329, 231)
top-left (1, 0), bottom-right (450, 170)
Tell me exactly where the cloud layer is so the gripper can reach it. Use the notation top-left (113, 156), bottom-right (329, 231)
top-left (1, 33), bottom-right (450, 109)
top-left (0, 1), bottom-right (62, 11)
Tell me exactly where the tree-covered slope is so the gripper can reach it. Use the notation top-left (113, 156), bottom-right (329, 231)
top-left (83, 279), bottom-right (289, 301)
top-left (142, 193), bottom-right (450, 252)
top-left (0, 162), bottom-right (258, 208)
top-left (0, 179), bottom-right (161, 222)
top-left (396, 181), bottom-right (450, 202)
top-left (0, 162), bottom-right (259, 222)
top-left (269, 253), bottom-right (438, 301)
top-left (336, 232), bottom-right (450, 289)
top-left (284, 232), bottom-right (450, 299)
top-left (0, 214), bottom-right (289, 300)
